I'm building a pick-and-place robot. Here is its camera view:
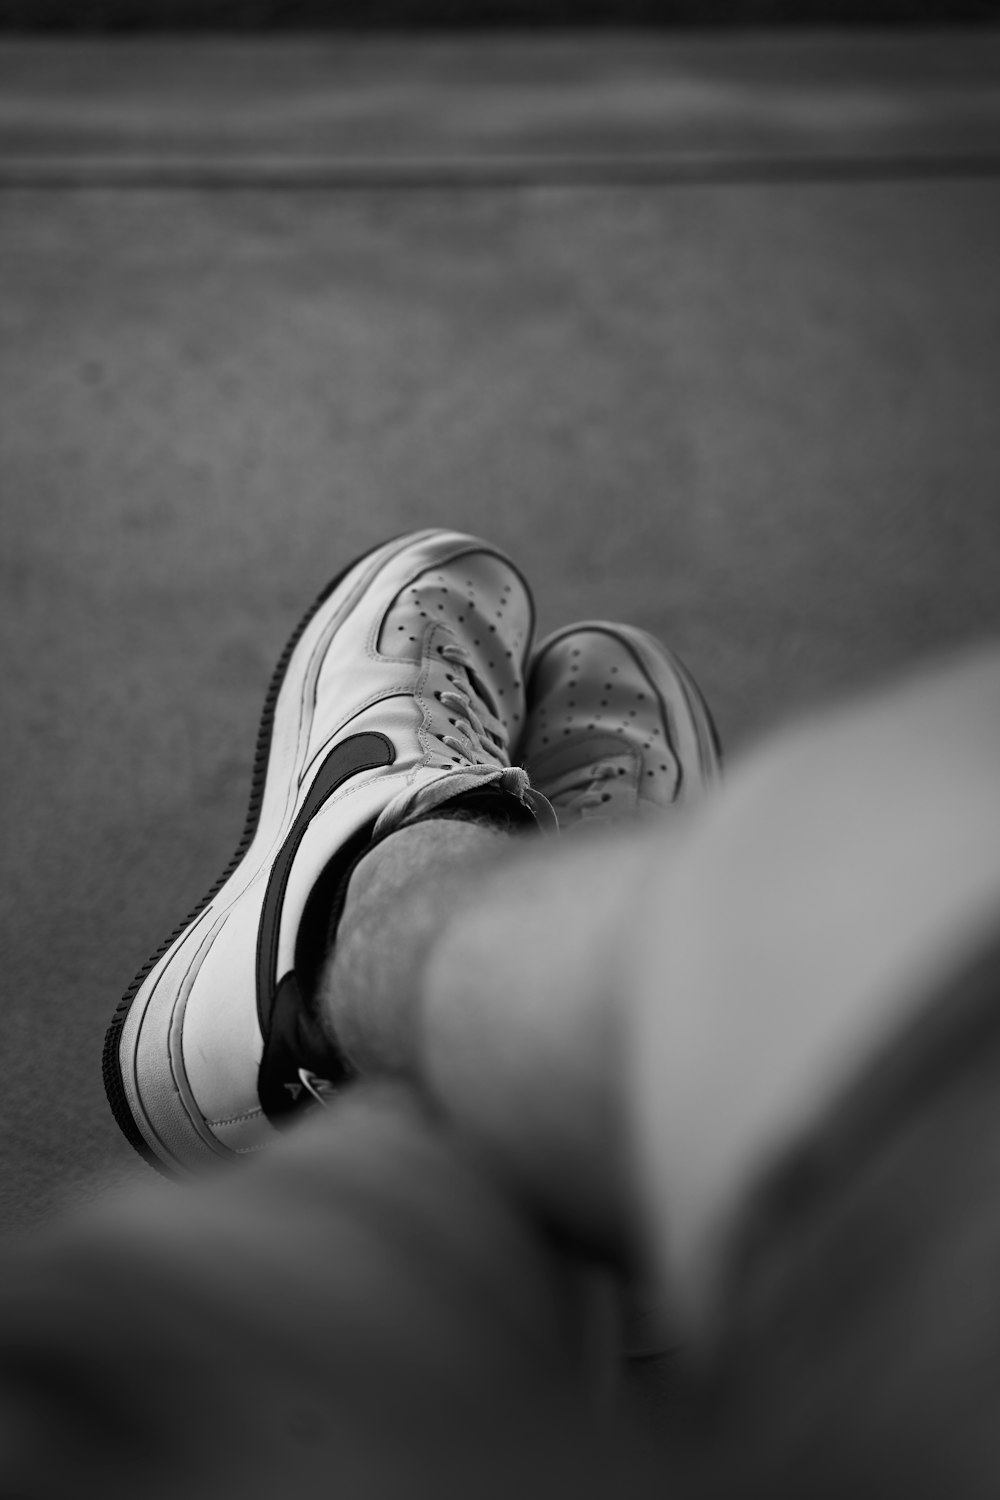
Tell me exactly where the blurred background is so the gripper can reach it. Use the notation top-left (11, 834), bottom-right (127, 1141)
top-left (3, 0), bottom-right (1000, 25)
top-left (1, 2), bottom-right (999, 1231)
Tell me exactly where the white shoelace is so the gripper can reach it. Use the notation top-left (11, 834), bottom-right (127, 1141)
top-left (432, 640), bottom-right (510, 769)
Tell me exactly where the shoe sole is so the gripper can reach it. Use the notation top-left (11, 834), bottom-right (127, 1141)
top-left (102, 529), bottom-right (447, 1175)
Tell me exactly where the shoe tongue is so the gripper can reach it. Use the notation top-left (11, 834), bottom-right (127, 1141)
top-left (375, 766), bottom-right (558, 839)
top-left (410, 781), bottom-right (543, 833)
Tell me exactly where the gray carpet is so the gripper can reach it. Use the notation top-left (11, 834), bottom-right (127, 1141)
top-left (2, 37), bottom-right (1000, 1231)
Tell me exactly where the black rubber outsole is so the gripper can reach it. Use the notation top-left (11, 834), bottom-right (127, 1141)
top-left (101, 537), bottom-right (398, 1175)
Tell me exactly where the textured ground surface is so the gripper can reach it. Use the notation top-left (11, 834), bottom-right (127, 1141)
top-left (2, 34), bottom-right (1000, 1230)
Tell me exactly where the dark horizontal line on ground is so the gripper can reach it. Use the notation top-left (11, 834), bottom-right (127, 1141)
top-left (3, 151), bottom-right (999, 187)
top-left (3, 35), bottom-right (999, 189)
top-left (3, 2), bottom-right (999, 25)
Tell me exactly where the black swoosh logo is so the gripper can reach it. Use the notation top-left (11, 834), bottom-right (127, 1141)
top-left (255, 732), bottom-right (395, 1039)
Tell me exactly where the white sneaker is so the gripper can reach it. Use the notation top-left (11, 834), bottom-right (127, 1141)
top-left (521, 622), bottom-right (721, 830)
top-left (104, 530), bottom-right (556, 1175)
